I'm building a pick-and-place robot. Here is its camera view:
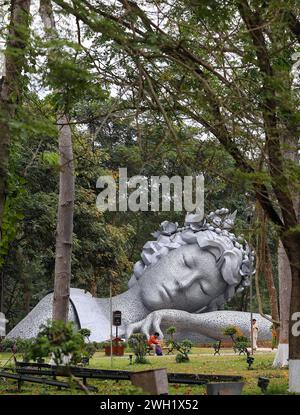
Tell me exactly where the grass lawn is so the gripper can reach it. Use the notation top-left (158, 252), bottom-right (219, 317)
top-left (0, 348), bottom-right (289, 395)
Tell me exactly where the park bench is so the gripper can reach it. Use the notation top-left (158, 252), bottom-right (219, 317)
top-left (212, 340), bottom-right (222, 355)
top-left (11, 360), bottom-right (131, 387)
top-left (162, 343), bottom-right (174, 355)
top-left (9, 359), bottom-right (243, 386)
top-left (147, 341), bottom-right (174, 355)
top-left (0, 369), bottom-right (98, 392)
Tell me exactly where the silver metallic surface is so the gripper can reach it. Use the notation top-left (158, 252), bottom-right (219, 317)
top-left (7, 291), bottom-right (77, 340)
top-left (7, 209), bottom-right (272, 343)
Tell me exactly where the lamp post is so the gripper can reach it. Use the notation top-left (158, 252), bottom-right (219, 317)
top-left (109, 281), bottom-right (113, 368)
top-left (246, 203), bottom-right (255, 356)
top-left (250, 258), bottom-right (254, 355)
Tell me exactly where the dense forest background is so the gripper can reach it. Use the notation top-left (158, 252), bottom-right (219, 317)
top-left (1, 96), bottom-right (278, 330)
top-left (1, 0), bottom-right (297, 336)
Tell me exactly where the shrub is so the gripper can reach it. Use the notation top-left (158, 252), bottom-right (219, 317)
top-left (0, 338), bottom-right (15, 352)
top-left (223, 326), bottom-right (238, 337)
top-left (98, 341), bottom-right (111, 349)
top-left (0, 338), bottom-right (34, 359)
top-left (83, 342), bottom-right (97, 358)
top-left (78, 328), bottom-right (91, 339)
top-left (176, 353), bottom-right (189, 363)
top-left (224, 326), bottom-right (245, 346)
top-left (166, 326), bottom-right (193, 363)
top-left (166, 326), bottom-right (176, 338)
top-left (234, 336), bottom-right (250, 354)
top-left (27, 320), bottom-right (86, 365)
top-left (128, 333), bottom-right (148, 364)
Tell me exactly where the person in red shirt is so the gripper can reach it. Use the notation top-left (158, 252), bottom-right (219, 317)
top-left (148, 332), bottom-right (163, 355)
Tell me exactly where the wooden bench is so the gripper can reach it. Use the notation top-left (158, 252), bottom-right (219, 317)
top-left (212, 340), bottom-right (222, 355)
top-left (147, 341), bottom-right (174, 355)
top-left (0, 369), bottom-right (97, 392)
top-left (162, 343), bottom-right (174, 355)
top-left (1, 360), bottom-right (244, 391)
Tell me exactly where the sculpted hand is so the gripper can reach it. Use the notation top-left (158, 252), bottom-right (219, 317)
top-left (125, 309), bottom-right (171, 339)
top-left (125, 310), bottom-right (271, 342)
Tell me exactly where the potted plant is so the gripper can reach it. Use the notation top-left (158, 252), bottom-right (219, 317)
top-left (104, 337), bottom-right (126, 356)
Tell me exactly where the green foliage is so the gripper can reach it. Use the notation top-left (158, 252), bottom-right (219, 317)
top-left (78, 328), bottom-right (91, 339)
top-left (0, 338), bottom-right (33, 355)
top-left (223, 326), bottom-right (238, 337)
top-left (41, 151), bottom-right (59, 168)
top-left (264, 383), bottom-right (289, 395)
top-left (0, 338), bottom-right (15, 353)
top-left (3, 0), bottom-right (291, 334)
top-left (27, 320), bottom-right (86, 365)
top-left (166, 326), bottom-right (192, 363)
top-left (166, 326), bottom-right (176, 337)
top-left (175, 353), bottom-right (189, 363)
top-left (18, 338), bottom-right (34, 362)
top-left (2, 106), bottom-right (135, 329)
top-left (224, 326), bottom-right (249, 355)
top-left (128, 333), bottom-right (148, 364)
top-left (212, 342), bottom-right (220, 350)
top-left (0, 348), bottom-right (290, 395)
top-left (83, 342), bottom-right (97, 358)
top-left (234, 336), bottom-right (250, 354)
top-left (0, 174), bottom-right (26, 268)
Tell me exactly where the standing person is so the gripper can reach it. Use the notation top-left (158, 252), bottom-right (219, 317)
top-left (148, 332), bottom-right (163, 356)
top-left (252, 319), bottom-right (259, 351)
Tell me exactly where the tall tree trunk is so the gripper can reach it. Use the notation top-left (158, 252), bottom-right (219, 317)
top-left (282, 235), bottom-right (300, 392)
top-left (273, 241), bottom-right (291, 367)
top-left (255, 202), bottom-right (280, 325)
top-left (53, 115), bottom-right (74, 322)
top-left (39, 0), bottom-right (74, 322)
top-left (0, 0), bottom-right (30, 231)
top-left (0, 0), bottom-right (30, 321)
top-left (273, 132), bottom-right (299, 370)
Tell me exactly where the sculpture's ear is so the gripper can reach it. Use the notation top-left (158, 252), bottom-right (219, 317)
top-left (198, 235), bottom-right (242, 286)
top-left (221, 250), bottom-right (242, 285)
top-left (197, 237), bottom-right (225, 264)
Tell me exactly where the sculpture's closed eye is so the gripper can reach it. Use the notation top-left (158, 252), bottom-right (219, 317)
top-left (199, 280), bottom-right (209, 296)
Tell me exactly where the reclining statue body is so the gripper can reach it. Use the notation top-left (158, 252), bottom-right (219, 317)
top-left (7, 209), bottom-right (272, 342)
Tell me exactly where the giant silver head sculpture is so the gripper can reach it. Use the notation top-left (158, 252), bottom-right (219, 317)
top-left (128, 208), bottom-right (254, 314)
top-left (7, 207), bottom-right (267, 344)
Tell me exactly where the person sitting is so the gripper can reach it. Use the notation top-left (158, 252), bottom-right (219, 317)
top-left (148, 332), bottom-right (163, 356)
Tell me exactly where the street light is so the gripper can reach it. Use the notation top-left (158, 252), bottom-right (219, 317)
top-left (109, 281), bottom-right (113, 368)
top-left (246, 203), bottom-right (256, 356)
top-left (250, 258), bottom-right (254, 355)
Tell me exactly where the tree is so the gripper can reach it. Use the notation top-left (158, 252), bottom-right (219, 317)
top-left (0, 0), bottom-right (31, 246)
top-left (50, 0), bottom-right (300, 391)
top-left (273, 241), bottom-right (292, 367)
top-left (255, 202), bottom-right (279, 328)
top-left (274, 139), bottom-right (299, 367)
top-left (39, 0), bottom-right (75, 322)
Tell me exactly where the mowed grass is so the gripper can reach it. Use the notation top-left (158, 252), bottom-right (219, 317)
top-left (0, 348), bottom-right (289, 395)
